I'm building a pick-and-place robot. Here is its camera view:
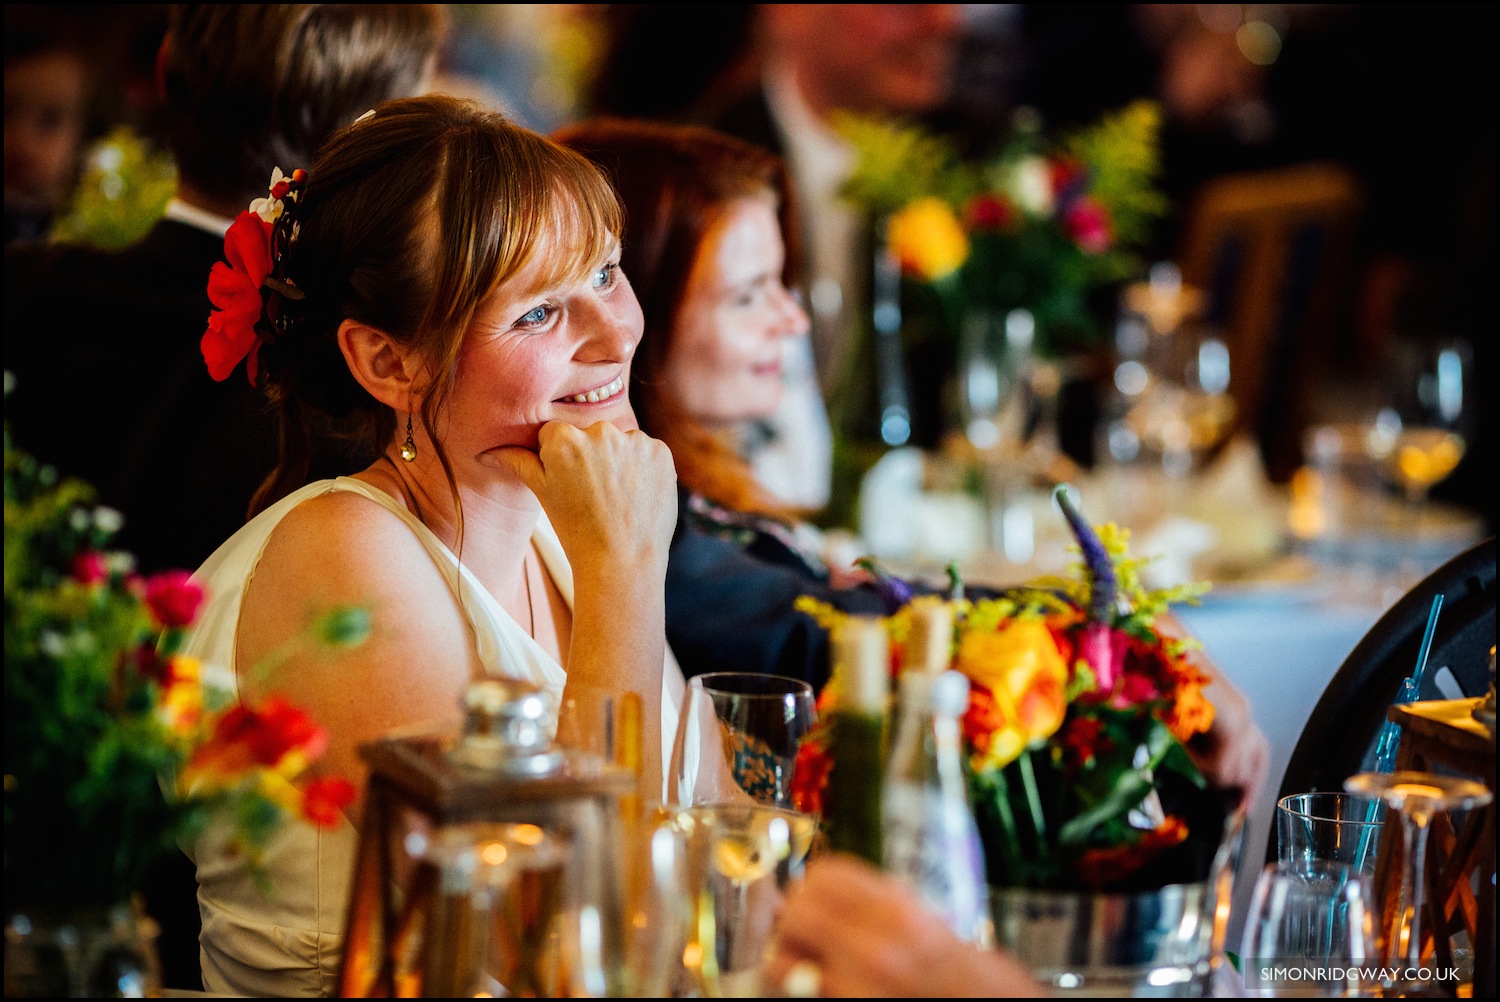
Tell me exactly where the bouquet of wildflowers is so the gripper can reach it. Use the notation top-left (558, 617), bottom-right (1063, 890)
top-left (794, 485), bottom-right (1228, 892)
top-left (4, 400), bottom-right (363, 910)
top-left (836, 101), bottom-right (1169, 359)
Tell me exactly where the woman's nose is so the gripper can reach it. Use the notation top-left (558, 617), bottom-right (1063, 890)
top-left (575, 295), bottom-right (641, 364)
top-left (772, 282), bottom-right (811, 340)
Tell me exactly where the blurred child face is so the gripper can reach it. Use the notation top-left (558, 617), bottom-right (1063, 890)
top-left (663, 196), bottom-right (809, 427)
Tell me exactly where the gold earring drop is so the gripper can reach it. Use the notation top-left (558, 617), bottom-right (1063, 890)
top-left (400, 412), bottom-right (417, 462)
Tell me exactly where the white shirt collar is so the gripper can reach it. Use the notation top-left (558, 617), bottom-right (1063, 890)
top-left (162, 197), bottom-right (236, 238)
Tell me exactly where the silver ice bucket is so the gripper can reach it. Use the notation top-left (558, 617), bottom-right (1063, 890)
top-left (990, 809), bottom-right (1245, 997)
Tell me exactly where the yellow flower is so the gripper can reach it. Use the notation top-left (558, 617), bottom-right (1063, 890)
top-left (158, 656), bottom-right (204, 737)
top-left (955, 619), bottom-right (1069, 771)
top-left (886, 197), bottom-right (969, 280)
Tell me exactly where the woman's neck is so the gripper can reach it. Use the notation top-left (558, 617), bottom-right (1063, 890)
top-left (352, 452), bottom-right (542, 600)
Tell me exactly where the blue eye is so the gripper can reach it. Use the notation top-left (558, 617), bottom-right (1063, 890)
top-left (517, 304), bottom-right (551, 326)
top-left (592, 262), bottom-right (619, 290)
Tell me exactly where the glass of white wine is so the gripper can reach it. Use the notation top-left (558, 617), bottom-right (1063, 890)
top-left (1368, 336), bottom-right (1473, 503)
top-left (666, 673), bottom-right (818, 995)
top-left (1363, 335), bottom-right (1474, 587)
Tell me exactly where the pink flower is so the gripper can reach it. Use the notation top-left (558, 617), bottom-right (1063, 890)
top-left (144, 570), bottom-right (206, 628)
top-left (70, 550), bottom-right (109, 585)
top-left (1064, 197), bottom-right (1112, 254)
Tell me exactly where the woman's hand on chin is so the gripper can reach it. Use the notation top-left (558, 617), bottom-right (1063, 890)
top-left (481, 420), bottom-right (677, 579)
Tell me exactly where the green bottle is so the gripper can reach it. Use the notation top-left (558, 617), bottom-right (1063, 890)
top-left (823, 616), bottom-right (891, 865)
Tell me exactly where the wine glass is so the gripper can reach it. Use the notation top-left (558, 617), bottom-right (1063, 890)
top-left (1363, 336), bottom-right (1475, 589)
top-left (1343, 770), bottom-right (1492, 995)
top-left (1240, 860), bottom-right (1378, 997)
top-left (666, 673), bottom-right (819, 995)
top-left (1369, 336), bottom-right (1474, 504)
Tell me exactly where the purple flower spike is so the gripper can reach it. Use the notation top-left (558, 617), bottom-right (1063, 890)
top-left (1053, 484), bottom-right (1117, 625)
top-left (1054, 485), bottom-right (1123, 697)
top-left (855, 556), bottom-right (916, 615)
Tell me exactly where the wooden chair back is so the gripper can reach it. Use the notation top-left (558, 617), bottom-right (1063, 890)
top-left (1177, 162), bottom-right (1365, 481)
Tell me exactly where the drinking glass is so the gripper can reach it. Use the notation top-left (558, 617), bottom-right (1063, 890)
top-left (1344, 770), bottom-right (1492, 995)
top-left (1367, 336), bottom-right (1474, 508)
top-left (1240, 860), bottom-right (1378, 997)
top-left (666, 673), bottom-right (819, 995)
top-left (1277, 792), bottom-right (1387, 877)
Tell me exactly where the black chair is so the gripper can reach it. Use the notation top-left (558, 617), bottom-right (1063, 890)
top-left (1270, 536), bottom-right (1497, 861)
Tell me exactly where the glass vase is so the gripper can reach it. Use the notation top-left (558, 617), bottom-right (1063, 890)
top-left (3, 899), bottom-right (162, 998)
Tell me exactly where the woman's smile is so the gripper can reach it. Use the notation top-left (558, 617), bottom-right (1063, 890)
top-left (556, 372), bottom-right (626, 405)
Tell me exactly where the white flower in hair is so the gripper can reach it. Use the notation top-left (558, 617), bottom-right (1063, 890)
top-left (249, 167), bottom-right (290, 223)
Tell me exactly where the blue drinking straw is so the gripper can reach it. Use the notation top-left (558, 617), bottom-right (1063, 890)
top-left (1353, 594), bottom-right (1444, 870)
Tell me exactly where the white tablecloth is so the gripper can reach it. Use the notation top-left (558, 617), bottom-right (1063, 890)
top-left (1175, 590), bottom-right (1385, 948)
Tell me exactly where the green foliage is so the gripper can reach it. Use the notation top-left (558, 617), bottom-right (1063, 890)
top-left (1063, 101), bottom-right (1171, 249)
top-left (832, 113), bottom-right (965, 216)
top-left (5, 412), bottom-right (185, 907)
top-left (5, 381), bottom-right (368, 910)
top-left (49, 126), bottom-right (177, 252)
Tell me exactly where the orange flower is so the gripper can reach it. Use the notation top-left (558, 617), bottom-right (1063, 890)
top-left (886, 197), bottom-right (969, 280)
top-left (954, 618), bottom-right (1069, 770)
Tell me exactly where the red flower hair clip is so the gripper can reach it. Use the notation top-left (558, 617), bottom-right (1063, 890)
top-left (202, 168), bottom-right (307, 384)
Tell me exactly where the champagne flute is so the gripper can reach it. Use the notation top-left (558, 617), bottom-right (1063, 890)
top-left (666, 673), bottom-right (819, 995)
top-left (1343, 771), bottom-right (1491, 996)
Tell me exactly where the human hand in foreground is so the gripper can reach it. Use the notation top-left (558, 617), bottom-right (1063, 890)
top-left (764, 854), bottom-right (1048, 998)
top-left (484, 420), bottom-right (678, 578)
top-left (1154, 611), bottom-right (1270, 808)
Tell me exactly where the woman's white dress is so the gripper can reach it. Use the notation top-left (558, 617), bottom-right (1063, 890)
top-left (178, 477), bottom-right (680, 997)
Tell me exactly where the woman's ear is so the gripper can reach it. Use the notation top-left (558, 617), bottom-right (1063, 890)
top-left (338, 320), bottom-right (419, 411)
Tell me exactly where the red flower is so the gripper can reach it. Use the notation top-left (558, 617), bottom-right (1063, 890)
top-left (184, 694), bottom-right (329, 787)
top-left (1063, 197), bottom-right (1112, 254)
top-left (70, 550), bottom-right (109, 585)
top-left (301, 776), bottom-right (357, 828)
top-left (202, 212), bottom-right (273, 383)
top-left (963, 193), bottom-right (1016, 231)
top-left (1074, 816), bottom-right (1189, 887)
top-left (125, 640), bottom-right (173, 686)
top-left (1049, 156), bottom-right (1088, 204)
top-left (1058, 715), bottom-right (1108, 769)
top-left (144, 570), bottom-right (205, 628)
top-left (790, 729), bottom-right (832, 818)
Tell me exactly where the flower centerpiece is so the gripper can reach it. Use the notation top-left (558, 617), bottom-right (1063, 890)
top-left (837, 101), bottom-right (1170, 362)
top-left (4, 399), bottom-right (363, 993)
top-left (794, 484), bottom-right (1232, 893)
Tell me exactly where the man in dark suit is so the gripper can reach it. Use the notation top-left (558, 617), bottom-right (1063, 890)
top-left (4, 4), bottom-right (446, 576)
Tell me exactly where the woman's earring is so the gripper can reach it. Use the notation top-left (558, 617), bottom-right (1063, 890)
top-left (400, 412), bottom-right (417, 462)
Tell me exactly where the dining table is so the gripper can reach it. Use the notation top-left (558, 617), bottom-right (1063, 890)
top-left (853, 434), bottom-right (1490, 954)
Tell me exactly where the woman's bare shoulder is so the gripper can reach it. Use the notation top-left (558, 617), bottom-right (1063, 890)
top-left (236, 485), bottom-right (478, 710)
top-left (242, 486), bottom-right (468, 654)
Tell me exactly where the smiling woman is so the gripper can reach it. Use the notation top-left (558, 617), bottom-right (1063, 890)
top-left (177, 94), bottom-right (686, 997)
top-left (554, 118), bottom-right (895, 690)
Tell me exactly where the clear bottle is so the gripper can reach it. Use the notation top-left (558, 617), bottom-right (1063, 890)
top-left (822, 616), bottom-right (890, 866)
top-left (881, 668), bottom-right (991, 944)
